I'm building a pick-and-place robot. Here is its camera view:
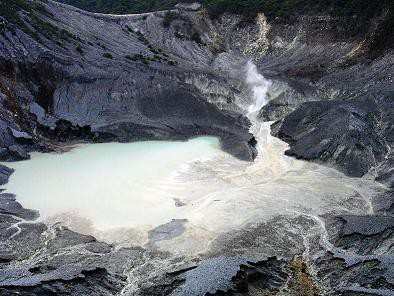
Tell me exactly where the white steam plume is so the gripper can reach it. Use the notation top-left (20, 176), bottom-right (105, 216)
top-left (245, 61), bottom-right (271, 114)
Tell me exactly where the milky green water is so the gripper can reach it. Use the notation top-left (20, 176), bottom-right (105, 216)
top-left (2, 137), bottom-right (221, 233)
top-left (1, 125), bottom-right (382, 252)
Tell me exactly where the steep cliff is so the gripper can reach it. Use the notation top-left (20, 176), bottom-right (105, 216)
top-left (0, 0), bottom-right (258, 162)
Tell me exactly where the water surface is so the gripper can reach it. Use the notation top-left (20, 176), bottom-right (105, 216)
top-left (3, 137), bottom-right (221, 234)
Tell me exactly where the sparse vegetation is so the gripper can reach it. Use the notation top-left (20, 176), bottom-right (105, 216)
top-left (204, 0), bottom-right (392, 21)
top-left (125, 52), bottom-right (177, 66)
top-left (202, 0), bottom-right (393, 54)
top-left (191, 31), bottom-right (202, 44)
top-left (0, 0), bottom-right (40, 39)
top-left (132, 31), bottom-right (170, 61)
top-left (162, 11), bottom-right (184, 28)
top-left (59, 28), bottom-right (78, 41)
top-left (125, 25), bottom-right (134, 33)
top-left (125, 53), bottom-right (149, 64)
top-left (103, 52), bottom-right (113, 59)
top-left (136, 31), bottom-right (149, 45)
top-left (34, 2), bottom-right (54, 17)
top-left (167, 60), bottom-right (177, 66)
top-left (0, 0), bottom-right (32, 28)
top-left (369, 8), bottom-right (394, 57)
top-left (0, 0), bottom-right (80, 44)
top-left (56, 0), bottom-right (203, 14)
top-left (56, 0), bottom-right (180, 14)
top-left (76, 45), bottom-right (83, 54)
top-left (3, 0), bottom-right (391, 56)
top-left (287, 259), bottom-right (321, 296)
top-left (173, 29), bottom-right (203, 45)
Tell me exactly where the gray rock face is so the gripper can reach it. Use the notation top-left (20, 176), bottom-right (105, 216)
top-left (228, 11), bottom-right (394, 182)
top-left (6, 145), bottom-right (30, 161)
top-left (8, 128), bottom-right (33, 144)
top-left (341, 215), bottom-right (394, 237)
top-left (312, 214), bottom-right (394, 295)
top-left (0, 193), bottom-right (38, 220)
top-left (0, 165), bottom-right (13, 186)
top-left (148, 219), bottom-right (188, 243)
top-left (0, 0), bottom-right (258, 162)
top-left (272, 97), bottom-right (390, 177)
top-left (177, 256), bottom-right (260, 295)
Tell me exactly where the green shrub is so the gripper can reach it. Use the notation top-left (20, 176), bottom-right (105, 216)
top-left (136, 31), bottom-right (149, 44)
top-left (191, 31), bottom-right (202, 44)
top-left (369, 8), bottom-right (394, 56)
top-left (162, 11), bottom-right (186, 28)
top-left (204, 0), bottom-right (392, 22)
top-left (34, 2), bottom-right (53, 17)
top-left (0, 0), bottom-right (32, 28)
top-left (103, 53), bottom-right (113, 59)
top-left (125, 53), bottom-right (151, 64)
top-left (56, 0), bottom-right (179, 14)
top-left (174, 31), bottom-right (184, 39)
top-left (76, 45), bottom-right (83, 53)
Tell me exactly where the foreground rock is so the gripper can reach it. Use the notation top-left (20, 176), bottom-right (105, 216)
top-left (272, 96), bottom-right (392, 178)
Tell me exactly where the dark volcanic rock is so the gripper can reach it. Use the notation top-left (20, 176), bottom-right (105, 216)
top-left (0, 267), bottom-right (126, 296)
top-left (46, 226), bottom-right (96, 250)
top-left (3, 222), bottom-right (48, 262)
top-left (148, 219), bottom-right (188, 243)
top-left (0, 193), bottom-right (38, 220)
top-left (1, 145), bottom-right (30, 161)
top-left (0, 223), bottom-right (133, 295)
top-left (182, 257), bottom-right (288, 296)
top-left (135, 256), bottom-right (288, 296)
top-left (332, 215), bottom-right (394, 256)
top-left (8, 128), bottom-right (33, 144)
top-left (308, 214), bottom-right (394, 295)
top-left (341, 215), bottom-right (394, 236)
top-left (95, 89), bottom-right (257, 161)
top-left (376, 155), bottom-right (394, 189)
top-left (0, 165), bottom-right (13, 186)
top-left (273, 97), bottom-right (390, 177)
top-left (373, 189), bottom-right (394, 215)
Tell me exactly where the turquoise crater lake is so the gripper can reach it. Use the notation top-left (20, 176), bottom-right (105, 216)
top-left (2, 137), bottom-right (221, 233)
